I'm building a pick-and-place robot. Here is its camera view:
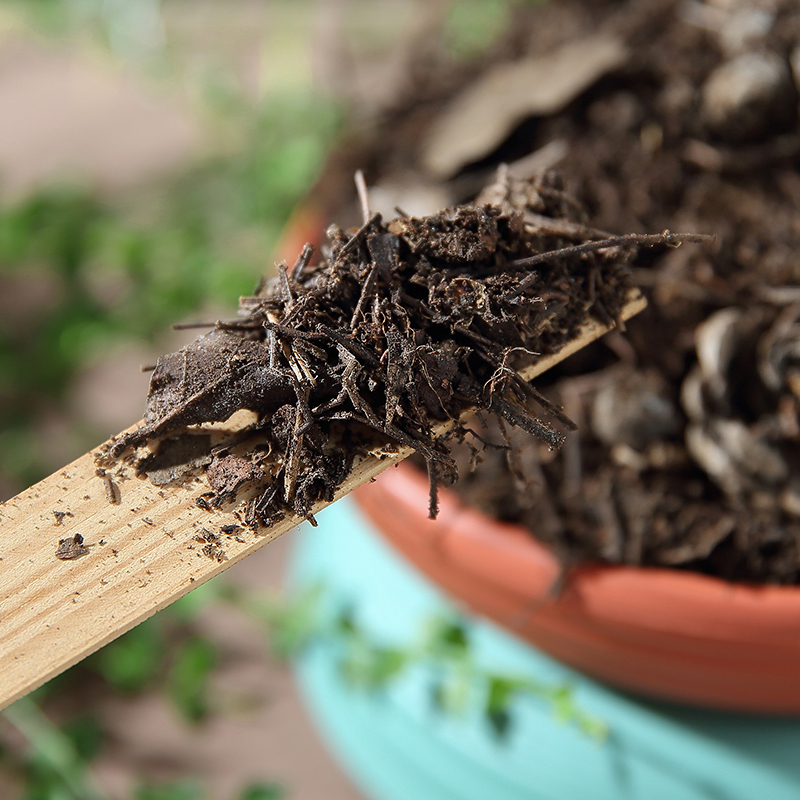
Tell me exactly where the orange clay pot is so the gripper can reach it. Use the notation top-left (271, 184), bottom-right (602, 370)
top-left (354, 461), bottom-right (800, 714)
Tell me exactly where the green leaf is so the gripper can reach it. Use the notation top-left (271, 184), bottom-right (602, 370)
top-left (261, 585), bottom-right (325, 659)
top-left (339, 645), bottom-right (408, 691)
top-left (237, 782), bottom-right (285, 800)
top-left (546, 684), bottom-right (607, 741)
top-left (485, 676), bottom-right (516, 738)
top-left (62, 716), bottom-right (104, 762)
top-left (551, 684), bottom-right (577, 723)
top-left (369, 648), bottom-right (409, 684)
top-left (577, 713), bottom-right (609, 743)
top-left (486, 676), bottom-right (514, 713)
top-left (436, 666), bottom-right (472, 715)
top-left (487, 707), bottom-right (511, 738)
top-left (134, 779), bottom-right (206, 800)
top-left (424, 618), bottom-right (470, 658)
top-left (93, 620), bottom-right (163, 693)
top-left (167, 637), bottom-right (218, 722)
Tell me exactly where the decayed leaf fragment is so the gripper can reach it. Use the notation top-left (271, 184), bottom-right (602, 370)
top-left (421, 34), bottom-right (628, 178)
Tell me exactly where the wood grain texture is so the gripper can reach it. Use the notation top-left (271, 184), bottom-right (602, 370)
top-left (0, 293), bottom-right (645, 710)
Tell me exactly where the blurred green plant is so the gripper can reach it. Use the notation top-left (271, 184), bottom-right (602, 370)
top-left (2, 699), bottom-right (108, 800)
top-left (134, 781), bottom-right (284, 800)
top-left (7, 0), bottom-right (167, 64)
top-left (0, 92), bottom-right (340, 493)
top-left (243, 583), bottom-right (608, 742)
top-left (86, 612), bottom-right (220, 725)
top-left (444, 0), bottom-right (547, 57)
top-left (235, 784), bottom-right (285, 800)
top-left (133, 780), bottom-right (284, 800)
top-left (0, 696), bottom-right (286, 800)
top-left (167, 637), bottom-right (218, 723)
top-left (1, 575), bottom-right (603, 798)
top-left (0, 580), bottom-right (280, 800)
top-left (86, 579), bottom-right (230, 717)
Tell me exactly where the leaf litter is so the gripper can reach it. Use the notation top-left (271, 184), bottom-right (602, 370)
top-left (101, 171), bottom-right (708, 530)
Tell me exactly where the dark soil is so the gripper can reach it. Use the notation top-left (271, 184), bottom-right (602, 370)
top-left (105, 171), bottom-right (691, 529)
top-left (368, 0), bottom-right (800, 584)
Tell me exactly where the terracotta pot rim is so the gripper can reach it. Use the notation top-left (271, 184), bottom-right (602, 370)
top-left (366, 462), bottom-right (800, 612)
top-left (352, 462), bottom-right (800, 711)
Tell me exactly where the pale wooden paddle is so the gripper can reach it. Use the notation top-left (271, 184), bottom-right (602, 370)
top-left (0, 293), bottom-right (645, 710)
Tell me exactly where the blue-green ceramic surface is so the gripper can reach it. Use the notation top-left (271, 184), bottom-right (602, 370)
top-left (289, 497), bottom-right (800, 800)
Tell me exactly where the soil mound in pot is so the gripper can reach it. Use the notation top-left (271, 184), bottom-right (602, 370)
top-left (450, 0), bottom-right (800, 584)
top-left (333, 0), bottom-right (800, 585)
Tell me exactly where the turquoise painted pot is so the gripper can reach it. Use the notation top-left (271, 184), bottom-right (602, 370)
top-left (288, 498), bottom-right (800, 800)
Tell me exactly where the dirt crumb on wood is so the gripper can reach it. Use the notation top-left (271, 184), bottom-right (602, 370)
top-left (95, 468), bottom-right (121, 505)
top-left (220, 524), bottom-right (245, 542)
top-left (220, 524), bottom-right (242, 535)
top-left (205, 452), bottom-right (265, 500)
top-left (192, 527), bottom-right (228, 562)
top-left (55, 533), bottom-right (89, 560)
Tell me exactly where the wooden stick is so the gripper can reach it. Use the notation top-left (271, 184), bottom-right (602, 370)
top-left (0, 293), bottom-right (646, 710)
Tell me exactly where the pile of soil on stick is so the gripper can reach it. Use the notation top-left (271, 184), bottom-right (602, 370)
top-left (322, 0), bottom-right (800, 583)
top-left (110, 173), bottom-right (658, 527)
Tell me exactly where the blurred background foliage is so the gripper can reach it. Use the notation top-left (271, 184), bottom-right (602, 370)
top-left (0, 93), bottom-right (340, 491)
top-left (0, 87), bottom-right (342, 491)
top-left (2, 580), bottom-right (287, 800)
